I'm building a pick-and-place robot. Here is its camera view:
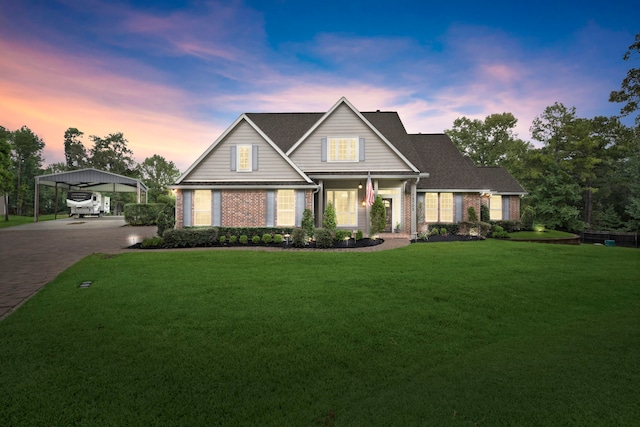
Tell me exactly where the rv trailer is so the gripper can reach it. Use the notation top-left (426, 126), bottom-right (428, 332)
top-left (67, 191), bottom-right (110, 217)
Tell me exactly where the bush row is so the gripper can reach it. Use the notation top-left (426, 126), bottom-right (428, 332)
top-left (160, 226), bottom-right (369, 248)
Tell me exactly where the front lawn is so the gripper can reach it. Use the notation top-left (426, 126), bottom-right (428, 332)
top-left (1, 241), bottom-right (638, 426)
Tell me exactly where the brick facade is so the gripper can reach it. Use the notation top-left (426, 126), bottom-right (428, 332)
top-left (176, 189), bottom-right (314, 228)
top-left (461, 193), bottom-right (482, 222)
top-left (508, 195), bottom-right (521, 221)
top-left (222, 190), bottom-right (267, 227)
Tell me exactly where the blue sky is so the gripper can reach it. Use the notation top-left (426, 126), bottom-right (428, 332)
top-left (0, 0), bottom-right (637, 170)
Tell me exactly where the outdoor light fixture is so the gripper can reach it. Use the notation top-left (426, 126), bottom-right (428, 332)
top-left (358, 182), bottom-right (363, 189)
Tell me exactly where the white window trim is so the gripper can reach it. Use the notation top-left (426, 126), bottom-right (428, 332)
top-left (328, 136), bottom-right (359, 162)
top-left (237, 144), bottom-right (252, 172)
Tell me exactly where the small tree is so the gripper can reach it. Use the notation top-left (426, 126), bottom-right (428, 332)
top-left (322, 202), bottom-right (337, 232)
top-left (369, 196), bottom-right (387, 237)
top-left (480, 203), bottom-right (490, 222)
top-left (467, 206), bottom-right (478, 222)
top-left (520, 205), bottom-right (535, 231)
top-left (301, 208), bottom-right (315, 239)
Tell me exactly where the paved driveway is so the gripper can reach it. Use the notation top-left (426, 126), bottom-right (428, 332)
top-left (0, 217), bottom-right (157, 320)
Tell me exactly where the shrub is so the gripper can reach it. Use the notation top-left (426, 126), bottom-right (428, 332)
top-left (156, 204), bottom-right (175, 237)
top-left (141, 237), bottom-right (164, 248)
top-left (273, 234), bottom-right (284, 244)
top-left (322, 203), bottom-right (337, 231)
top-left (355, 230), bottom-right (364, 240)
top-left (417, 231), bottom-right (429, 241)
top-left (163, 227), bottom-right (219, 248)
top-left (335, 230), bottom-right (352, 241)
top-left (124, 203), bottom-right (164, 226)
top-left (301, 208), bottom-right (315, 239)
top-left (291, 228), bottom-right (306, 248)
top-left (492, 225), bottom-right (508, 239)
top-left (370, 196), bottom-right (387, 236)
top-left (252, 235), bottom-right (261, 244)
top-left (440, 227), bottom-right (447, 236)
top-left (262, 233), bottom-right (273, 244)
top-left (314, 228), bottom-right (334, 248)
top-left (521, 206), bottom-right (535, 231)
top-left (239, 235), bottom-right (248, 245)
top-left (490, 220), bottom-right (521, 233)
top-left (219, 235), bottom-right (226, 244)
top-left (480, 204), bottom-right (490, 222)
top-left (468, 206), bottom-right (478, 222)
top-left (429, 227), bottom-right (440, 236)
top-left (229, 235), bottom-right (237, 244)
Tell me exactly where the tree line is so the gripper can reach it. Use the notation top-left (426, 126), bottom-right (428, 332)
top-left (445, 33), bottom-right (640, 232)
top-left (0, 126), bottom-right (180, 218)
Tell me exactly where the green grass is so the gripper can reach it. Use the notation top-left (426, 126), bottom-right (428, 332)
top-left (507, 229), bottom-right (576, 239)
top-left (0, 213), bottom-right (63, 229)
top-left (1, 241), bottom-right (639, 426)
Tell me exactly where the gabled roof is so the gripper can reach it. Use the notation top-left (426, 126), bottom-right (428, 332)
top-left (176, 114), bottom-right (314, 184)
top-left (284, 97), bottom-right (419, 172)
top-left (408, 134), bottom-right (488, 191)
top-left (36, 168), bottom-right (147, 193)
top-left (476, 167), bottom-right (527, 194)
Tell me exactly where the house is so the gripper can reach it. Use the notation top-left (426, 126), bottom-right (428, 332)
top-left (173, 97), bottom-right (526, 235)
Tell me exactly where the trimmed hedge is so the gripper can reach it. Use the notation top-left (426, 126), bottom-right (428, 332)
top-left (216, 227), bottom-right (294, 239)
top-left (124, 203), bottom-right (165, 226)
top-left (489, 220), bottom-right (522, 233)
top-left (163, 227), bottom-right (219, 248)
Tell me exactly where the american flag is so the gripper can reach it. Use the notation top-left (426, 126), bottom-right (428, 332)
top-left (365, 174), bottom-right (375, 206)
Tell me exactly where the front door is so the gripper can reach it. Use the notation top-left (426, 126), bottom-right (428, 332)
top-left (382, 198), bottom-right (392, 232)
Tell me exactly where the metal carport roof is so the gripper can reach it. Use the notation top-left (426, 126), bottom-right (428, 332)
top-left (34, 168), bottom-right (148, 221)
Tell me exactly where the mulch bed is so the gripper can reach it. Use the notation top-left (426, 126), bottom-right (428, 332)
top-left (129, 238), bottom-right (385, 250)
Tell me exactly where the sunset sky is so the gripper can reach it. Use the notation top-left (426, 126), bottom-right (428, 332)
top-left (1, 0), bottom-right (637, 172)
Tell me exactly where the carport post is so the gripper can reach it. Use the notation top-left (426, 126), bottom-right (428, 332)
top-left (34, 177), bottom-right (39, 222)
top-left (54, 183), bottom-right (59, 220)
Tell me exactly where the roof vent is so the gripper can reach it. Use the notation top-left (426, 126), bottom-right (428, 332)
top-left (376, 109), bottom-right (380, 113)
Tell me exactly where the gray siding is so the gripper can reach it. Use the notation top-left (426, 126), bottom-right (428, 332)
top-left (290, 104), bottom-right (411, 172)
top-left (212, 190), bottom-right (221, 226)
top-left (184, 120), bottom-right (303, 182)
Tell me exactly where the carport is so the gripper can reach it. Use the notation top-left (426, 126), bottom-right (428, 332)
top-left (34, 168), bottom-right (148, 221)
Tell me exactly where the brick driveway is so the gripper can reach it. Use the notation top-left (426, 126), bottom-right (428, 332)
top-left (0, 217), bottom-right (157, 320)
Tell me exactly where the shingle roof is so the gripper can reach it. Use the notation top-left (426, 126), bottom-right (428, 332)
top-left (476, 167), bottom-right (527, 194)
top-left (408, 134), bottom-right (487, 190)
top-left (245, 109), bottom-right (525, 194)
top-left (245, 113), bottom-right (323, 153)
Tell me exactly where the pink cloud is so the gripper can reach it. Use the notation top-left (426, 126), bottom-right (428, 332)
top-left (0, 38), bottom-right (221, 171)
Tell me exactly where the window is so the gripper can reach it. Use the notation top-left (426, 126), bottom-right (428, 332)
top-left (326, 190), bottom-right (357, 226)
top-left (329, 137), bottom-right (358, 162)
top-left (237, 145), bottom-right (251, 171)
top-left (424, 193), bottom-right (438, 222)
top-left (194, 190), bottom-right (211, 226)
top-left (440, 193), bottom-right (453, 223)
top-left (490, 195), bottom-right (502, 220)
top-left (277, 190), bottom-right (295, 226)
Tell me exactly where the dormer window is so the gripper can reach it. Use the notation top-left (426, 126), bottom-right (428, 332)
top-left (329, 137), bottom-right (358, 162)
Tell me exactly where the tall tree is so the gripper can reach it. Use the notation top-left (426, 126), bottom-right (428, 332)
top-left (530, 102), bottom-right (578, 164)
top-left (0, 126), bottom-right (13, 220)
top-left (445, 112), bottom-right (531, 171)
top-left (609, 33), bottom-right (640, 124)
top-left (138, 154), bottom-right (180, 202)
top-left (10, 126), bottom-right (45, 215)
top-left (88, 132), bottom-right (136, 176)
top-left (64, 127), bottom-right (87, 170)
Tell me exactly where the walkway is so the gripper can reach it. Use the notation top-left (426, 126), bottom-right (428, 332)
top-left (0, 219), bottom-right (410, 320)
